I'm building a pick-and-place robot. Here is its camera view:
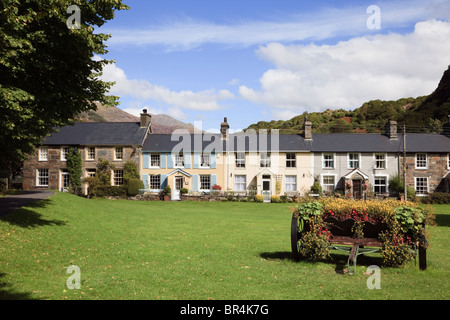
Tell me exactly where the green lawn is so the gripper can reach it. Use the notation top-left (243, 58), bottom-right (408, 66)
top-left (0, 192), bottom-right (449, 300)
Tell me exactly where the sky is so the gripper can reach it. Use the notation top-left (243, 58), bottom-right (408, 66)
top-left (97, 0), bottom-right (450, 133)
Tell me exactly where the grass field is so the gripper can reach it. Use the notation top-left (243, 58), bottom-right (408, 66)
top-left (0, 192), bottom-right (449, 300)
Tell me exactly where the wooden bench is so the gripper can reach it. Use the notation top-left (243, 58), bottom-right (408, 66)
top-left (291, 214), bottom-right (427, 274)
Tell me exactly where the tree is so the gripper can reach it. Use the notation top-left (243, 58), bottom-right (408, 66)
top-left (0, 0), bottom-right (128, 181)
top-left (66, 147), bottom-right (82, 195)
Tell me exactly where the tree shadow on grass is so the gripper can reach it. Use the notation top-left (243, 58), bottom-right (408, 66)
top-left (0, 273), bottom-right (38, 300)
top-left (0, 199), bottom-right (66, 228)
top-left (260, 251), bottom-right (295, 261)
top-left (435, 214), bottom-right (450, 227)
top-left (260, 251), bottom-right (384, 275)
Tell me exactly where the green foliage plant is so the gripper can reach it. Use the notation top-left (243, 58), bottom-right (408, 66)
top-left (270, 195), bottom-right (281, 203)
top-left (123, 161), bottom-right (140, 183)
top-left (66, 147), bottom-right (82, 195)
top-left (254, 195), bottom-right (264, 203)
top-left (293, 201), bottom-right (324, 233)
top-left (0, 0), bottom-right (129, 172)
top-left (127, 178), bottom-right (144, 197)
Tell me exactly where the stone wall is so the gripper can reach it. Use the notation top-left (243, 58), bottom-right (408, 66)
top-left (403, 153), bottom-right (449, 193)
top-left (23, 145), bottom-right (141, 191)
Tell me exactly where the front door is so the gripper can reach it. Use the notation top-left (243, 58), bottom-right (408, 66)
top-left (172, 176), bottom-right (183, 201)
top-left (352, 179), bottom-right (362, 199)
top-left (60, 169), bottom-right (70, 192)
top-left (262, 175), bottom-right (271, 202)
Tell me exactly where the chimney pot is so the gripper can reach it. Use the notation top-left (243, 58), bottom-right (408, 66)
top-left (140, 109), bottom-right (151, 128)
top-left (221, 117), bottom-right (230, 140)
top-left (303, 119), bottom-right (312, 140)
top-left (386, 120), bottom-right (397, 140)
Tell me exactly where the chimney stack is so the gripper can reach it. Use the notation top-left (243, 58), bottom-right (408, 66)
top-left (140, 109), bottom-right (151, 128)
top-left (443, 115), bottom-right (450, 137)
top-left (220, 117), bottom-right (230, 140)
top-left (385, 120), bottom-right (398, 140)
top-left (303, 118), bottom-right (312, 140)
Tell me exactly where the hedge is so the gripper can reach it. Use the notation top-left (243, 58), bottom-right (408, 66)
top-left (420, 192), bottom-right (450, 204)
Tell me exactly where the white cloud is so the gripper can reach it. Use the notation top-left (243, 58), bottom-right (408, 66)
top-left (101, 63), bottom-right (234, 112)
top-left (239, 19), bottom-right (450, 115)
top-left (102, 0), bottom-right (439, 51)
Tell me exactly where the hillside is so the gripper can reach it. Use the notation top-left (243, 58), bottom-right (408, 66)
top-left (246, 65), bottom-right (450, 134)
top-left (76, 102), bottom-right (201, 134)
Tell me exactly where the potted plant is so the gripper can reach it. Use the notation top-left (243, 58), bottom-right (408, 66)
top-left (161, 186), bottom-right (171, 201)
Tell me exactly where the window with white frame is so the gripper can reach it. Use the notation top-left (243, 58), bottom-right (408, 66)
top-left (235, 152), bottom-right (245, 168)
top-left (260, 153), bottom-right (271, 167)
top-left (348, 153), bottom-right (359, 169)
top-left (39, 146), bottom-right (48, 161)
top-left (374, 176), bottom-right (387, 193)
top-left (86, 147), bottom-right (95, 161)
top-left (37, 169), bottom-right (49, 186)
top-left (415, 177), bottom-right (428, 195)
top-left (150, 174), bottom-right (161, 189)
top-left (115, 147), bottom-right (123, 160)
top-left (200, 175), bottom-right (210, 190)
top-left (286, 153), bottom-right (296, 168)
top-left (323, 153), bottom-right (334, 169)
top-left (416, 153), bottom-right (427, 169)
top-left (374, 153), bottom-right (386, 169)
top-left (201, 153), bottom-right (211, 168)
top-left (175, 153), bottom-right (184, 167)
top-left (234, 175), bottom-right (246, 191)
top-left (322, 175), bottom-right (335, 193)
top-left (285, 175), bottom-right (297, 192)
top-left (113, 170), bottom-right (124, 186)
top-left (61, 147), bottom-right (69, 161)
top-left (150, 154), bottom-right (160, 167)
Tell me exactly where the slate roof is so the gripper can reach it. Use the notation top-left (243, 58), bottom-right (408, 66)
top-left (42, 122), bottom-right (148, 146)
top-left (308, 133), bottom-right (450, 153)
top-left (142, 133), bottom-right (310, 152)
top-left (42, 122), bottom-right (450, 153)
top-left (307, 134), bottom-right (404, 153)
top-left (143, 132), bottom-right (450, 153)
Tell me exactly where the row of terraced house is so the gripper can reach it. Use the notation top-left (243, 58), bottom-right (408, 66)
top-left (23, 110), bottom-right (450, 201)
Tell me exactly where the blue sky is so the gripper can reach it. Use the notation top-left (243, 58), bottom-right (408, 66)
top-left (97, 0), bottom-right (450, 133)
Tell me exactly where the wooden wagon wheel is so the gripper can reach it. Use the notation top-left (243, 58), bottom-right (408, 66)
top-left (291, 214), bottom-right (304, 261)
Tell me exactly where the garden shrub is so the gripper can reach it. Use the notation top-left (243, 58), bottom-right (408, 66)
top-left (270, 195), bottom-right (281, 203)
top-left (292, 197), bottom-right (428, 267)
top-left (254, 195), bottom-right (264, 202)
top-left (127, 178), bottom-right (144, 196)
top-left (421, 192), bottom-right (450, 204)
top-left (299, 215), bottom-right (331, 261)
top-left (310, 182), bottom-right (322, 194)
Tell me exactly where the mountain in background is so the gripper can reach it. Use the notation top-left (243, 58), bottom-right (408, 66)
top-left (76, 102), bottom-right (202, 134)
top-left (246, 65), bottom-right (450, 134)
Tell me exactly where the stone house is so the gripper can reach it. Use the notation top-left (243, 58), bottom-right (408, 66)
top-left (401, 131), bottom-right (450, 195)
top-left (22, 110), bottom-right (152, 194)
top-left (306, 119), bottom-right (450, 198)
top-left (223, 129), bottom-right (313, 201)
top-left (21, 109), bottom-right (450, 200)
top-left (140, 118), bottom-right (314, 202)
top-left (307, 121), bottom-right (402, 199)
top-left (141, 131), bottom-right (225, 201)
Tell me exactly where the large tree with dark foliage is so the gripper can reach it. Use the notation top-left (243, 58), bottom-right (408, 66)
top-left (0, 0), bottom-right (128, 181)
